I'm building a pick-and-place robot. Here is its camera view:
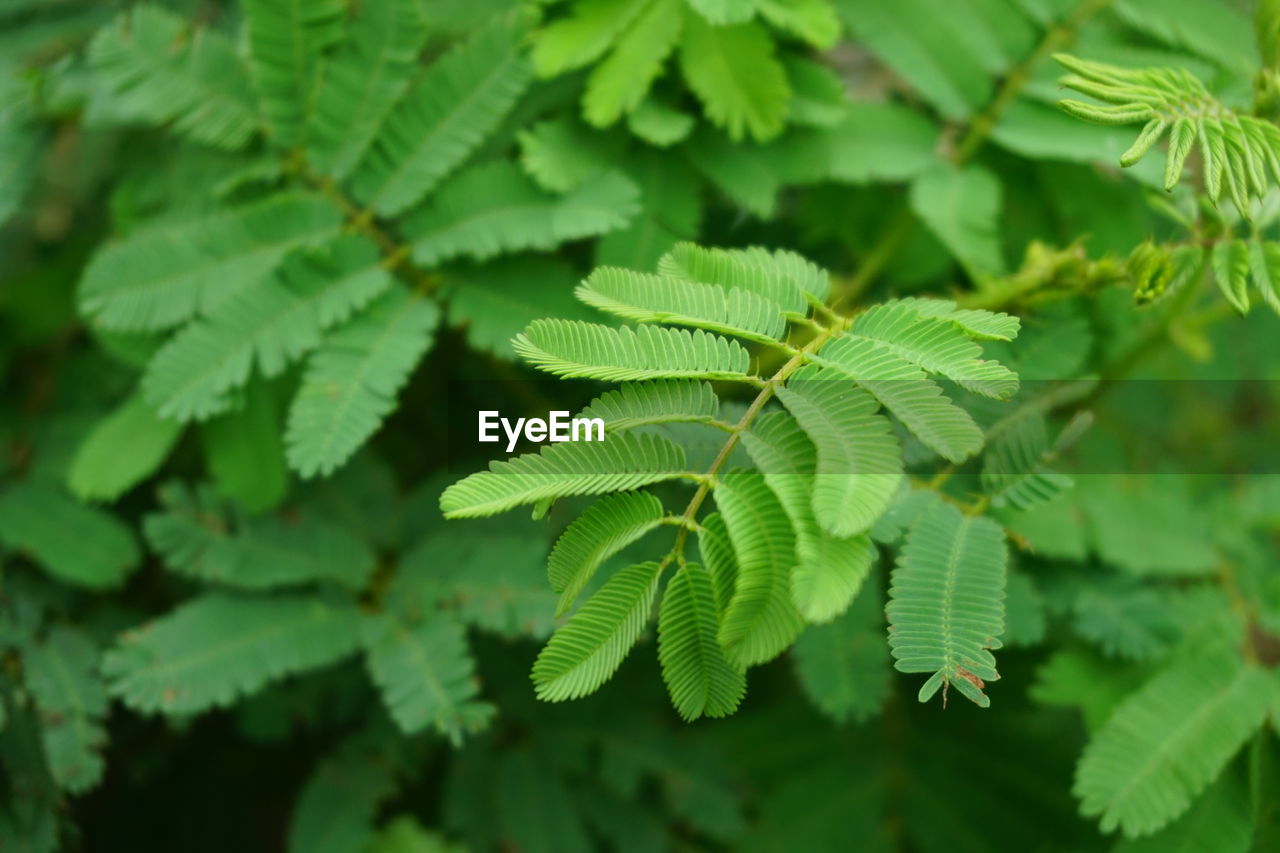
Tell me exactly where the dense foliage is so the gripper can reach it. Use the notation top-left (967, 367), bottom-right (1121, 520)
top-left (2, 0), bottom-right (1279, 850)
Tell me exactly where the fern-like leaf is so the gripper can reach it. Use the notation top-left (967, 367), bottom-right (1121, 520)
top-left (403, 161), bottom-right (639, 266)
top-left (852, 302), bottom-right (1020, 399)
top-left (658, 241), bottom-right (825, 311)
top-left (68, 392), bottom-right (183, 501)
top-left (583, 0), bottom-right (683, 128)
top-left (532, 561), bottom-right (662, 701)
top-left (658, 562), bottom-right (746, 721)
top-left (698, 512), bottom-right (738, 614)
top-left (886, 501), bottom-right (1007, 708)
top-left (817, 335), bottom-right (984, 462)
top-left (79, 192), bottom-right (343, 332)
top-left (714, 469), bottom-right (803, 667)
top-left (306, 0), bottom-right (428, 178)
top-left (792, 576), bottom-right (891, 724)
top-left (1211, 239), bottom-right (1251, 315)
top-left (89, 6), bottom-right (259, 151)
top-left (576, 266), bottom-right (788, 343)
top-left (577, 380), bottom-right (720, 432)
top-left (21, 627), bottom-right (108, 793)
top-left (547, 491), bottom-right (666, 617)
top-left (893, 297), bottom-right (1021, 341)
top-left (513, 319), bottom-right (752, 382)
top-left (981, 412), bottom-right (1075, 510)
top-left (776, 369), bottom-right (903, 538)
top-left (1074, 649), bottom-right (1274, 837)
top-left (740, 410), bottom-right (876, 623)
top-left (0, 482), bottom-right (139, 590)
top-left (286, 287), bottom-right (438, 478)
top-left (679, 15), bottom-right (790, 142)
top-left (440, 431), bottom-right (688, 518)
top-left (144, 235), bottom-right (390, 421)
top-left (243, 0), bottom-right (345, 148)
top-left (361, 612), bottom-right (491, 740)
top-left (1055, 53), bottom-right (1280, 217)
top-left (143, 482), bottom-right (375, 590)
top-left (103, 592), bottom-right (363, 714)
top-left (352, 18), bottom-right (532, 216)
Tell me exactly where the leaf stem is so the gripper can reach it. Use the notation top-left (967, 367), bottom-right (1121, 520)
top-left (668, 324), bottom-right (839, 560)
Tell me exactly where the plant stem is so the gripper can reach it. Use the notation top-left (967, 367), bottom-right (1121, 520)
top-left (830, 0), bottom-right (1112, 310)
top-left (669, 324), bottom-right (839, 560)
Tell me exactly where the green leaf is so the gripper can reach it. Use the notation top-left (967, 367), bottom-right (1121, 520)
top-left (307, 0), bottom-right (429, 178)
top-left (685, 0), bottom-right (756, 25)
top-left (1212, 239), bottom-right (1250, 315)
top-left (684, 127), bottom-right (781, 218)
top-left (852, 301), bottom-right (1019, 399)
top-left (201, 380), bottom-right (289, 513)
top-left (626, 97), bottom-right (695, 146)
top-left (547, 491), bottom-right (666, 617)
top-left (21, 627), bottom-right (108, 793)
top-left (532, 561), bottom-right (662, 701)
top-left (287, 736), bottom-right (403, 853)
top-left (910, 163), bottom-right (1005, 279)
top-left (757, 0), bottom-right (840, 48)
top-left (286, 287), bottom-right (438, 478)
top-left (698, 512), bottom-right (738, 614)
top-left (658, 241), bottom-right (826, 309)
top-left (352, 17), bottom-right (533, 216)
top-left (403, 530), bottom-right (558, 640)
top-left (1112, 0), bottom-right (1256, 76)
top-left (792, 576), bottom-right (890, 723)
top-left (679, 14), bottom-right (790, 142)
top-left (513, 319), bottom-right (752, 382)
top-left (739, 410), bottom-right (877, 623)
top-left (577, 380), bottom-right (720, 432)
top-left (658, 563), bottom-right (746, 720)
top-left (782, 57), bottom-right (847, 128)
top-left (714, 469), bottom-right (803, 667)
top-left (776, 371), bottom-right (902, 538)
top-left (89, 5), bottom-right (259, 150)
top-left (444, 256), bottom-right (595, 359)
top-left (0, 482), bottom-right (139, 590)
top-left (103, 592), bottom-right (363, 714)
top-left (143, 235), bottom-right (391, 422)
top-left (1250, 239), bottom-right (1280, 316)
top-left (67, 392), bottom-right (182, 502)
top-left (892, 296), bottom-right (1020, 341)
top-left (243, 0), bottom-right (345, 148)
top-left (532, 0), bottom-right (652, 76)
top-left (440, 431), bottom-right (688, 518)
top-left (980, 413), bottom-right (1074, 511)
top-left (1075, 650), bottom-right (1273, 837)
top-left (1072, 579), bottom-right (1182, 662)
top-left (404, 162), bottom-right (640, 266)
top-left (1113, 764), bottom-right (1253, 853)
top-left (361, 612), bottom-right (491, 739)
top-left (144, 482), bottom-right (375, 590)
top-left (816, 336), bottom-right (984, 463)
top-left (839, 0), bottom-right (1034, 120)
top-left (767, 102), bottom-right (938, 185)
top-left (576, 266), bottom-right (788, 343)
top-left (79, 192), bottom-right (344, 332)
top-left (583, 0), bottom-right (683, 127)
top-left (886, 501), bottom-right (1007, 708)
